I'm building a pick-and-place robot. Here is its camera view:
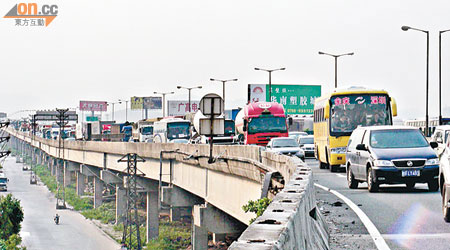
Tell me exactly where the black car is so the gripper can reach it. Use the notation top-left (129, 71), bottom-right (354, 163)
top-left (346, 126), bottom-right (439, 192)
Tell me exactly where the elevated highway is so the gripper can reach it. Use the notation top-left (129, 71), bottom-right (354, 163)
top-left (7, 128), bottom-right (328, 249)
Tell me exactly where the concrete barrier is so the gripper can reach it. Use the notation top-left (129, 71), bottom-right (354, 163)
top-left (229, 157), bottom-right (329, 250)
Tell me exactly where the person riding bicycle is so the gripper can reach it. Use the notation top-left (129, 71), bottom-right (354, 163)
top-left (54, 214), bottom-right (60, 224)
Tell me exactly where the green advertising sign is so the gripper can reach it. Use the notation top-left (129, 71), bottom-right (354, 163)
top-left (267, 84), bottom-right (321, 115)
top-left (86, 116), bottom-right (99, 122)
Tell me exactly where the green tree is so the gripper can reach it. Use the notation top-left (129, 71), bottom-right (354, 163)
top-left (0, 194), bottom-right (24, 240)
top-left (0, 234), bottom-right (26, 250)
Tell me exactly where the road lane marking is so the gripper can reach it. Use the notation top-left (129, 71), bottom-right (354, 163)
top-left (336, 174), bottom-right (346, 178)
top-left (315, 183), bottom-right (391, 250)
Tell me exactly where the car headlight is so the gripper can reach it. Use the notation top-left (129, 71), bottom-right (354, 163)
top-left (426, 158), bottom-right (439, 165)
top-left (374, 160), bottom-right (394, 167)
top-left (330, 147), bottom-right (347, 154)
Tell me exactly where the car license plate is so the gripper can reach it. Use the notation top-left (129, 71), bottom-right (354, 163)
top-left (402, 169), bottom-right (420, 177)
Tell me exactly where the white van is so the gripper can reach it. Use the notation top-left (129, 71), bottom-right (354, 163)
top-left (431, 125), bottom-right (450, 158)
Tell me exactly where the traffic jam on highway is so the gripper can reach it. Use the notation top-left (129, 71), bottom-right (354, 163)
top-left (11, 85), bottom-right (450, 226)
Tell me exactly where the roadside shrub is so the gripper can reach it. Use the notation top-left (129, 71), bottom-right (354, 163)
top-left (242, 197), bottom-right (272, 224)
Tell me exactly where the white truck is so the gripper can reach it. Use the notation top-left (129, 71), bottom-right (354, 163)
top-left (153, 118), bottom-right (191, 143)
top-left (131, 120), bottom-right (155, 142)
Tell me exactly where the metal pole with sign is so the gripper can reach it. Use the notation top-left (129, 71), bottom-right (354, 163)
top-left (199, 94), bottom-right (224, 163)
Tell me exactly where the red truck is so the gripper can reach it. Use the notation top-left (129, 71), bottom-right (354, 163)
top-left (235, 102), bottom-right (288, 146)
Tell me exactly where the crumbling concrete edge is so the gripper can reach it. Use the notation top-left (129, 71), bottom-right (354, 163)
top-left (228, 159), bottom-right (330, 250)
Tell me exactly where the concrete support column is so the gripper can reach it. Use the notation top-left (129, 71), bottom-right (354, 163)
top-left (115, 186), bottom-right (126, 224)
top-left (170, 207), bottom-right (182, 222)
top-left (64, 167), bottom-right (72, 187)
top-left (192, 224), bottom-right (208, 250)
top-left (94, 176), bottom-right (103, 208)
top-left (146, 191), bottom-right (159, 242)
top-left (192, 203), bottom-right (246, 249)
top-left (76, 172), bottom-right (86, 196)
top-left (51, 159), bottom-right (57, 176)
top-left (36, 151), bottom-right (42, 165)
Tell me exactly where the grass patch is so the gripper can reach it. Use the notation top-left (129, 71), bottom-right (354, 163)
top-left (81, 203), bottom-right (115, 224)
top-left (145, 221), bottom-right (191, 250)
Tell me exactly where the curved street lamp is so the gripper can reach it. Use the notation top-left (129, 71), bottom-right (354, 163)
top-left (118, 99), bottom-right (129, 122)
top-left (318, 51), bottom-right (354, 88)
top-left (439, 29), bottom-right (450, 125)
top-left (254, 68), bottom-right (285, 102)
top-left (177, 86), bottom-right (202, 112)
top-left (108, 101), bottom-right (122, 121)
top-left (401, 25), bottom-right (430, 135)
top-left (209, 78), bottom-right (238, 109)
top-left (153, 91), bottom-right (174, 117)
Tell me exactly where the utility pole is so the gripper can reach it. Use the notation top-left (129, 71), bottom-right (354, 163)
top-left (30, 116), bottom-right (37, 184)
top-left (118, 153), bottom-right (146, 250)
top-left (56, 108), bottom-right (69, 209)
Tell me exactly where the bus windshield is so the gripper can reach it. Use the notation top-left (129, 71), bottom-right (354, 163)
top-left (167, 122), bottom-right (190, 139)
top-left (224, 121), bottom-right (235, 136)
top-left (142, 127), bottom-right (153, 135)
top-left (330, 94), bottom-right (391, 136)
top-left (248, 117), bottom-right (287, 134)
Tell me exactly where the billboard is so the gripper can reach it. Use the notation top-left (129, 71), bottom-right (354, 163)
top-left (131, 97), bottom-right (162, 110)
top-left (248, 84), bottom-right (321, 115)
top-left (144, 97), bottom-right (162, 109)
top-left (80, 101), bottom-right (107, 112)
top-left (167, 100), bottom-right (200, 116)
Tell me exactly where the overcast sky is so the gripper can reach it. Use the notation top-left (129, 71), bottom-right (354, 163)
top-left (2, 0), bottom-right (450, 122)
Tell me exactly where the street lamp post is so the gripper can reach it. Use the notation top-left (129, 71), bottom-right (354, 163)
top-left (318, 51), bottom-right (354, 88)
top-left (209, 78), bottom-right (238, 109)
top-left (154, 91), bottom-right (175, 117)
top-left (254, 68), bottom-right (285, 102)
top-left (402, 25), bottom-right (430, 136)
top-left (118, 99), bottom-right (129, 121)
top-left (439, 29), bottom-right (450, 125)
top-left (109, 101), bottom-right (122, 121)
top-left (176, 85), bottom-right (202, 112)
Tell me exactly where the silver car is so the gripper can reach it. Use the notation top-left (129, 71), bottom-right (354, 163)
top-left (297, 135), bottom-right (314, 157)
top-left (266, 137), bottom-right (305, 161)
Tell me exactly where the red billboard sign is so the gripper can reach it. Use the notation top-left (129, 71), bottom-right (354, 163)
top-left (80, 101), bottom-right (107, 112)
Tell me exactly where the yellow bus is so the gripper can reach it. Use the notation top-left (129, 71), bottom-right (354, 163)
top-left (313, 86), bottom-right (397, 172)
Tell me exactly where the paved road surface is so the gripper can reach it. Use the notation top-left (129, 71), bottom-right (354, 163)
top-left (308, 158), bottom-right (450, 250)
top-left (1, 157), bottom-right (120, 250)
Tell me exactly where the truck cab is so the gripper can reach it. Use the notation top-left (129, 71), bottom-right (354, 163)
top-left (139, 125), bottom-right (154, 142)
top-left (122, 125), bottom-right (133, 142)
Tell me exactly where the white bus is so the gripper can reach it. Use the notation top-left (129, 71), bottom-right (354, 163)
top-left (152, 118), bottom-right (191, 143)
